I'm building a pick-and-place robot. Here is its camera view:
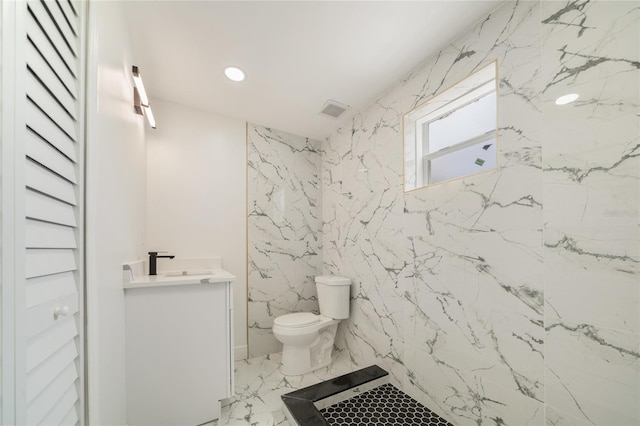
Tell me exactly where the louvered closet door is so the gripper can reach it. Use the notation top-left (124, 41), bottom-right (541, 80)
top-left (23, 0), bottom-right (85, 425)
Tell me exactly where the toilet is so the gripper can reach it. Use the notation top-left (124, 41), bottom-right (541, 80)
top-left (272, 275), bottom-right (351, 376)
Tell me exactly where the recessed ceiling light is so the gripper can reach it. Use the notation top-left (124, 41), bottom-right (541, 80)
top-left (555, 93), bottom-right (579, 105)
top-left (224, 66), bottom-right (245, 82)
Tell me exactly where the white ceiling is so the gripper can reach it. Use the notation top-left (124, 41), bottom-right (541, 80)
top-left (123, 1), bottom-right (502, 140)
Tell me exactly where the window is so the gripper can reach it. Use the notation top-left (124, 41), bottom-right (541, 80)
top-left (404, 61), bottom-right (498, 191)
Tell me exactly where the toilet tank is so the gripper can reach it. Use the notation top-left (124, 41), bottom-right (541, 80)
top-left (315, 275), bottom-right (351, 319)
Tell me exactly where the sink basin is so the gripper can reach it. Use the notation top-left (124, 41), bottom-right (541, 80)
top-left (163, 270), bottom-right (212, 277)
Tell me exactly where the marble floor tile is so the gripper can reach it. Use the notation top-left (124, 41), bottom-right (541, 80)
top-left (207, 351), bottom-right (358, 426)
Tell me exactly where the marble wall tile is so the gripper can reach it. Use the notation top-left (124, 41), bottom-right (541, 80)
top-left (321, 101), bottom-right (408, 384)
top-left (545, 405), bottom-right (594, 426)
top-left (247, 125), bottom-right (323, 357)
top-left (323, 1), bottom-right (547, 423)
top-left (320, 0), bottom-right (638, 425)
top-left (544, 225), bottom-right (639, 332)
top-left (545, 319), bottom-right (640, 425)
top-left (404, 343), bottom-right (544, 426)
top-left (541, 1), bottom-right (640, 423)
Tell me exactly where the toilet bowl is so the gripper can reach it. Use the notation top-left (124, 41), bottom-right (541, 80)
top-left (272, 275), bottom-right (351, 376)
top-left (273, 313), bottom-right (339, 376)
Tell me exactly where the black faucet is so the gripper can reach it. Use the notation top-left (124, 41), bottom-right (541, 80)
top-left (148, 251), bottom-right (175, 275)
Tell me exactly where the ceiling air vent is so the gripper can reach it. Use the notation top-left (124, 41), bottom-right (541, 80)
top-left (320, 99), bottom-right (348, 118)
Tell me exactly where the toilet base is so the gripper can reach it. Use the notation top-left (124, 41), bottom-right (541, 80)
top-left (280, 323), bottom-right (338, 376)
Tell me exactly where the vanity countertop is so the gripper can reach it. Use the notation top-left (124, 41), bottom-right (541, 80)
top-left (123, 257), bottom-right (236, 289)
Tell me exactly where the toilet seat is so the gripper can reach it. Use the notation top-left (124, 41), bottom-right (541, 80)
top-left (273, 314), bottom-right (337, 339)
top-left (272, 275), bottom-right (351, 376)
top-left (274, 312), bottom-right (320, 328)
top-left (272, 314), bottom-right (341, 376)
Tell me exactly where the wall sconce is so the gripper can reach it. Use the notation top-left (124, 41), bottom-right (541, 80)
top-left (132, 65), bottom-right (156, 129)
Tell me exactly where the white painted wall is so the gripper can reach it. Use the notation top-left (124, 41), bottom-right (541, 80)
top-left (85, 2), bottom-right (147, 424)
top-left (145, 99), bottom-right (247, 359)
top-left (0, 3), bottom-right (5, 422)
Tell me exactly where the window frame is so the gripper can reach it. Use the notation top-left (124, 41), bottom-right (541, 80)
top-left (403, 61), bottom-right (498, 191)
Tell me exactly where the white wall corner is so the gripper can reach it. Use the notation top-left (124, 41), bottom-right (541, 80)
top-left (234, 345), bottom-right (248, 361)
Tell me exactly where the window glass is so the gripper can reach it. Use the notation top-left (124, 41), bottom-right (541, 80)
top-left (403, 61), bottom-right (498, 191)
top-left (427, 91), bottom-right (496, 152)
top-left (428, 138), bottom-right (496, 184)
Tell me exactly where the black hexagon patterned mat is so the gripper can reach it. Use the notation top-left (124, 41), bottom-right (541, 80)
top-left (319, 383), bottom-right (453, 425)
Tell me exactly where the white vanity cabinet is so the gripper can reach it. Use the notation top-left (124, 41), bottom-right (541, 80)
top-left (123, 259), bottom-right (234, 426)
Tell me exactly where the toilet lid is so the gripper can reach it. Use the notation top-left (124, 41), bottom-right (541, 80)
top-left (274, 312), bottom-right (320, 328)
